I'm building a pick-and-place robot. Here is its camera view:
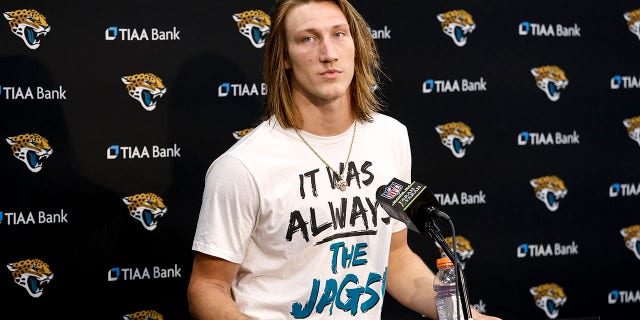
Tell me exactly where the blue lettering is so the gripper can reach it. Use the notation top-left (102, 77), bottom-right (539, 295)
top-left (329, 241), bottom-right (369, 274)
top-left (353, 242), bottom-right (368, 267)
top-left (329, 242), bottom-right (344, 274)
top-left (316, 278), bottom-right (339, 314)
top-left (361, 272), bottom-right (383, 312)
top-left (341, 244), bottom-right (355, 269)
top-left (291, 272), bottom-right (386, 318)
top-left (381, 267), bottom-right (387, 297)
top-left (291, 279), bottom-right (320, 318)
top-left (336, 274), bottom-right (363, 315)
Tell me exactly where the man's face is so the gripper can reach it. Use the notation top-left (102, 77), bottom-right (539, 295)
top-left (284, 1), bottom-right (355, 105)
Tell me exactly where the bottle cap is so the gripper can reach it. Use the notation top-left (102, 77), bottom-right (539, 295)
top-left (436, 257), bottom-right (454, 269)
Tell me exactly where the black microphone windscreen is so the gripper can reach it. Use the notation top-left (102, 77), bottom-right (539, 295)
top-left (376, 177), bottom-right (443, 234)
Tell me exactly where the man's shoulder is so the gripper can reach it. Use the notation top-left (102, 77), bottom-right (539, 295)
top-left (222, 118), bottom-right (292, 158)
top-left (370, 112), bottom-right (407, 131)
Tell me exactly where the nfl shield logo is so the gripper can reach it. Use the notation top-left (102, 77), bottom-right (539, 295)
top-left (381, 182), bottom-right (403, 200)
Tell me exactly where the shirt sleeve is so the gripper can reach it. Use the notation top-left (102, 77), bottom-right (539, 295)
top-left (191, 153), bottom-right (259, 264)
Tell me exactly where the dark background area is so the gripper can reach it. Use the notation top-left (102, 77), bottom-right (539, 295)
top-left (1, 0), bottom-right (638, 319)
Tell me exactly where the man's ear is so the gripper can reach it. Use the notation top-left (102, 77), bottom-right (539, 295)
top-left (284, 57), bottom-right (291, 69)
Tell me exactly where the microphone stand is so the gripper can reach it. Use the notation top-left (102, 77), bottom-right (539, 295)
top-left (423, 207), bottom-right (473, 320)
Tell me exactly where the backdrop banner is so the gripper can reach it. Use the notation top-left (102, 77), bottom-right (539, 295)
top-left (1, 1), bottom-right (638, 319)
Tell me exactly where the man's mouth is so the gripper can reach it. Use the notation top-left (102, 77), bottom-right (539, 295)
top-left (320, 69), bottom-right (341, 78)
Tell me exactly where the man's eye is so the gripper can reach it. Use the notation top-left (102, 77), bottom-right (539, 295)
top-left (303, 36), bottom-right (313, 42)
top-left (335, 32), bottom-right (346, 38)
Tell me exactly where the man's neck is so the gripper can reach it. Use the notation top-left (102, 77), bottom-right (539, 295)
top-left (294, 93), bottom-right (353, 136)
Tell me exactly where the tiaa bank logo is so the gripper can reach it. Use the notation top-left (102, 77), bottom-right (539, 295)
top-left (623, 115), bottom-right (640, 146)
top-left (435, 121), bottom-right (474, 158)
top-left (611, 74), bottom-right (640, 90)
top-left (620, 224), bottom-right (640, 260)
top-left (531, 65), bottom-right (568, 102)
top-left (436, 9), bottom-right (475, 47)
top-left (434, 190), bottom-right (486, 206)
top-left (368, 25), bottom-right (392, 40)
top-left (518, 21), bottom-right (581, 37)
top-left (3, 9), bottom-right (51, 49)
top-left (608, 289), bottom-right (640, 304)
top-left (106, 143), bottom-right (181, 160)
top-left (623, 8), bottom-right (640, 41)
top-left (233, 9), bottom-right (271, 48)
top-left (422, 77), bottom-right (487, 94)
top-left (0, 85), bottom-right (67, 100)
top-left (517, 130), bottom-right (580, 146)
top-left (609, 182), bottom-right (640, 198)
top-left (218, 82), bottom-right (267, 97)
top-left (122, 193), bottom-right (167, 231)
top-left (123, 310), bottom-right (164, 320)
top-left (7, 258), bottom-right (54, 298)
top-left (530, 283), bottom-right (567, 319)
top-left (530, 175), bottom-right (567, 212)
top-left (435, 235), bottom-right (474, 269)
top-left (107, 264), bottom-right (182, 281)
top-left (104, 26), bottom-right (181, 41)
top-left (472, 299), bottom-right (490, 316)
top-left (6, 133), bottom-right (53, 173)
top-left (0, 208), bottom-right (68, 226)
top-left (121, 73), bottom-right (167, 111)
top-left (517, 241), bottom-right (579, 258)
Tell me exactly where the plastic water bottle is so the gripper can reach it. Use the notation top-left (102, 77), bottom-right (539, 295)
top-left (434, 257), bottom-right (462, 320)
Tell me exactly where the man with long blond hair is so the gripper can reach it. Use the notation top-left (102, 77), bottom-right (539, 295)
top-left (187, 1), bottom-right (502, 319)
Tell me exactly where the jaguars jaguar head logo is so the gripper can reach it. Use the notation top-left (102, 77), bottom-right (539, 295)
top-left (435, 121), bottom-right (475, 158)
top-left (3, 9), bottom-right (51, 49)
top-left (123, 309), bottom-right (164, 320)
top-left (121, 73), bottom-right (167, 111)
top-left (530, 283), bottom-right (567, 319)
top-left (623, 115), bottom-right (640, 146)
top-left (233, 9), bottom-right (271, 48)
top-left (7, 258), bottom-right (54, 298)
top-left (531, 65), bottom-right (569, 102)
top-left (621, 224), bottom-right (640, 260)
top-left (624, 9), bottom-right (640, 40)
top-left (437, 9), bottom-right (475, 47)
top-left (122, 193), bottom-right (167, 231)
top-left (233, 127), bottom-right (255, 140)
top-left (530, 175), bottom-right (567, 212)
top-left (6, 133), bottom-right (53, 173)
top-left (436, 235), bottom-right (474, 269)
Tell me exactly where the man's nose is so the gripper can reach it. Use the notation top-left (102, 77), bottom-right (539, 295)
top-left (320, 39), bottom-right (338, 62)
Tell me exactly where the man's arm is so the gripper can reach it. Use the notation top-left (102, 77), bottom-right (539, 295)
top-left (386, 228), bottom-right (439, 318)
top-left (187, 252), bottom-right (251, 320)
top-left (386, 229), bottom-right (502, 320)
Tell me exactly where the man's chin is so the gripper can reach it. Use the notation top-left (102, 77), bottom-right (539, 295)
top-left (319, 83), bottom-right (352, 99)
top-left (291, 79), bottom-right (351, 104)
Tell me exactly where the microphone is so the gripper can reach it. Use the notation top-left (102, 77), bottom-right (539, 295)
top-left (376, 178), bottom-right (449, 234)
top-left (377, 178), bottom-right (475, 320)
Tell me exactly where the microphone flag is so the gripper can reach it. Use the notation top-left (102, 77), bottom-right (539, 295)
top-left (376, 178), bottom-right (441, 234)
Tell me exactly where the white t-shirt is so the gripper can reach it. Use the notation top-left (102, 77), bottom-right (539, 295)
top-left (192, 113), bottom-right (412, 319)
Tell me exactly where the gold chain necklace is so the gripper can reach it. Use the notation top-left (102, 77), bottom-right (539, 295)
top-left (295, 122), bottom-right (356, 191)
